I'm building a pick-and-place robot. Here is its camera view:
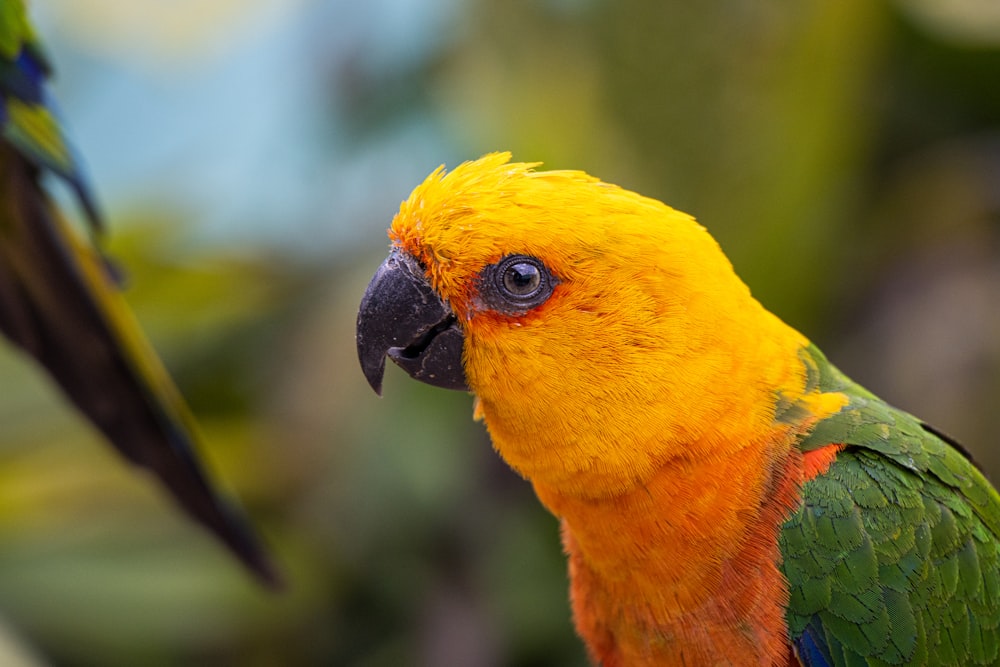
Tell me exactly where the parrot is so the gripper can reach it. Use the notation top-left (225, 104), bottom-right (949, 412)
top-left (0, 2), bottom-right (279, 586)
top-left (357, 152), bottom-right (1000, 665)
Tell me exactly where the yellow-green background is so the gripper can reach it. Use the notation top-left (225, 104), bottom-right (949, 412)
top-left (1, 1), bottom-right (999, 665)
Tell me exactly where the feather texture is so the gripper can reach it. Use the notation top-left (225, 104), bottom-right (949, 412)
top-left (784, 345), bottom-right (1000, 665)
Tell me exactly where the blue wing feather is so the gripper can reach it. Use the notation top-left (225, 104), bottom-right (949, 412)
top-left (794, 619), bottom-right (835, 667)
top-left (0, 37), bottom-right (101, 228)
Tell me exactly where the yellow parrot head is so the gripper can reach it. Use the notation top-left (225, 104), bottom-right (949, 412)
top-left (357, 153), bottom-right (804, 493)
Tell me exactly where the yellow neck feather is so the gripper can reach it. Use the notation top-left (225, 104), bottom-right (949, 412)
top-left (472, 295), bottom-right (810, 497)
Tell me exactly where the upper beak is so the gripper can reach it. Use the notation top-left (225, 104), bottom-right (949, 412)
top-left (356, 249), bottom-right (468, 394)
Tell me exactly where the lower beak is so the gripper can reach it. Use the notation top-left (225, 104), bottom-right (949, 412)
top-left (356, 249), bottom-right (468, 394)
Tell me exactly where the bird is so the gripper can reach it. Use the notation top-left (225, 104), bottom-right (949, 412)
top-left (357, 152), bottom-right (1000, 665)
top-left (0, 1), bottom-right (279, 587)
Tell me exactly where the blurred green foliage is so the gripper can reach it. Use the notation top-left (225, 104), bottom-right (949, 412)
top-left (1, 0), bottom-right (1000, 665)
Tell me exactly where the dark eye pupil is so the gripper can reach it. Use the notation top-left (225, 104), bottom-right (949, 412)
top-left (480, 254), bottom-right (556, 315)
top-left (503, 263), bottom-right (541, 295)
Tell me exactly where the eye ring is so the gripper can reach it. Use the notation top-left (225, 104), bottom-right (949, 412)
top-left (479, 254), bottom-right (557, 314)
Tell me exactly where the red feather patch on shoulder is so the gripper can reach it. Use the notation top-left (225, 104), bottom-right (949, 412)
top-left (801, 443), bottom-right (844, 482)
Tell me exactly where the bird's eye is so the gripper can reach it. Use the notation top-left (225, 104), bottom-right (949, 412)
top-left (479, 254), bottom-right (557, 315)
top-left (502, 261), bottom-right (541, 297)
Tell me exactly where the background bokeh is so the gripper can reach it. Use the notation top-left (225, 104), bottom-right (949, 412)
top-left (1, 1), bottom-right (999, 665)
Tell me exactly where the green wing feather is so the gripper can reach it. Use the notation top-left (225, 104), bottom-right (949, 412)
top-left (780, 344), bottom-right (1000, 666)
top-left (0, 2), bottom-right (279, 586)
top-left (0, 1), bottom-right (37, 62)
